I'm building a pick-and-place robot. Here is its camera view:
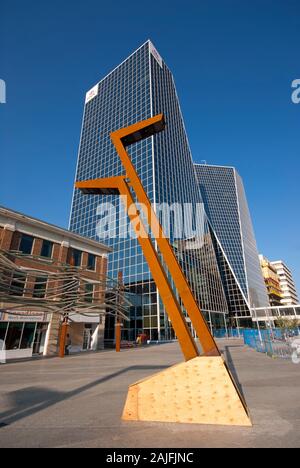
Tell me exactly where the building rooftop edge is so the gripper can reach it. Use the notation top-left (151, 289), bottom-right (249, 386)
top-left (194, 163), bottom-right (236, 171)
top-left (85, 39), bottom-right (154, 96)
top-left (0, 206), bottom-right (112, 254)
top-left (270, 260), bottom-right (292, 271)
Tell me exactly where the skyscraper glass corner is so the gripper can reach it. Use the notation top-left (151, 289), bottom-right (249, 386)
top-left (69, 41), bottom-right (230, 340)
top-left (194, 164), bottom-right (269, 323)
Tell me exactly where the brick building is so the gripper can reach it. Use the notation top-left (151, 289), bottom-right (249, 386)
top-left (0, 206), bottom-right (111, 360)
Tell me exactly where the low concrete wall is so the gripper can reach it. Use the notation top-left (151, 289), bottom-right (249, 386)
top-left (3, 348), bottom-right (33, 360)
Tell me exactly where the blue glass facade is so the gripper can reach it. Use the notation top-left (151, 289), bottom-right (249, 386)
top-left (70, 41), bottom-right (229, 340)
top-left (194, 164), bottom-right (269, 318)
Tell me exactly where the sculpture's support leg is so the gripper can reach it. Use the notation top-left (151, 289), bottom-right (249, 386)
top-left (123, 356), bottom-right (251, 427)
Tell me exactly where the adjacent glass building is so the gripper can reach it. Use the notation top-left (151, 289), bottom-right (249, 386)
top-left (69, 41), bottom-right (229, 340)
top-left (194, 164), bottom-right (269, 324)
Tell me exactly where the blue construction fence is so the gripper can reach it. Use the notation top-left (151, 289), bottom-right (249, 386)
top-left (243, 328), bottom-right (281, 347)
top-left (242, 328), bottom-right (299, 347)
top-left (213, 327), bottom-right (299, 343)
top-left (213, 328), bottom-right (241, 338)
top-left (212, 327), bottom-right (300, 359)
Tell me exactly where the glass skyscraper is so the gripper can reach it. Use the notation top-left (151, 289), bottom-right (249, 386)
top-left (69, 40), bottom-right (229, 340)
top-left (194, 164), bottom-right (269, 323)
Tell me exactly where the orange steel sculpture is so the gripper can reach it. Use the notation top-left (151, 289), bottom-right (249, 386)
top-left (75, 114), bottom-right (252, 426)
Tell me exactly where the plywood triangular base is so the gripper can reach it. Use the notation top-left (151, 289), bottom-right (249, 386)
top-left (122, 356), bottom-right (252, 426)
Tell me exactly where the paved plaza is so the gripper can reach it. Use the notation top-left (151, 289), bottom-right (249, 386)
top-left (0, 339), bottom-right (299, 448)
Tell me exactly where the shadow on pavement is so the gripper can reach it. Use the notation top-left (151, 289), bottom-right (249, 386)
top-left (0, 364), bottom-right (168, 426)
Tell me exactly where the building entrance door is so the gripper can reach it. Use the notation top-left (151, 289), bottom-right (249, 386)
top-left (33, 323), bottom-right (48, 355)
top-left (83, 327), bottom-right (92, 350)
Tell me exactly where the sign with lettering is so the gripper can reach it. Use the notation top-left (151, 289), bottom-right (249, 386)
top-left (1, 311), bottom-right (50, 322)
top-left (85, 83), bottom-right (99, 104)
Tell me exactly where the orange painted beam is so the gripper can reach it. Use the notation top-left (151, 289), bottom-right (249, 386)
top-left (76, 176), bottom-right (199, 361)
top-left (110, 115), bottom-right (219, 357)
top-left (75, 114), bottom-right (219, 359)
top-left (76, 176), bottom-right (124, 195)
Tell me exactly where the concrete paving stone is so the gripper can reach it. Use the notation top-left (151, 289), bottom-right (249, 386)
top-left (0, 339), bottom-right (299, 448)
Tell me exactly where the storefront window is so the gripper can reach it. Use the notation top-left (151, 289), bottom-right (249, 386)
top-left (5, 323), bottom-right (23, 350)
top-left (20, 323), bottom-right (36, 349)
top-left (0, 322), bottom-right (48, 353)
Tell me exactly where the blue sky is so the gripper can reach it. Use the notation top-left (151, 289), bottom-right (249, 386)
top-left (1, 0), bottom-right (300, 292)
